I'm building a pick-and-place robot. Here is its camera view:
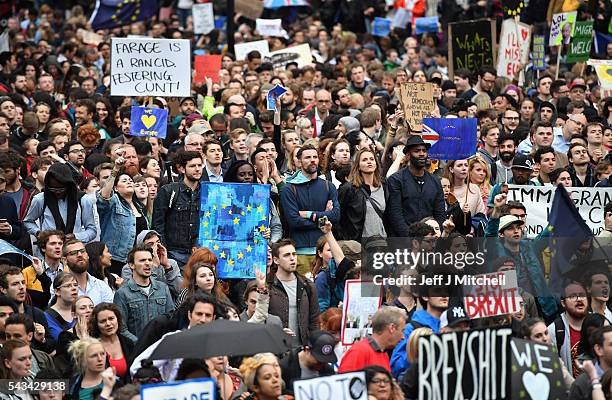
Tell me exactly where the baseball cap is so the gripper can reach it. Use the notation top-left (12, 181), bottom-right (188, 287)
top-left (498, 215), bottom-right (524, 233)
top-left (307, 331), bottom-right (338, 364)
top-left (440, 298), bottom-right (470, 329)
top-left (569, 81), bottom-right (587, 91)
top-left (512, 154), bottom-right (534, 170)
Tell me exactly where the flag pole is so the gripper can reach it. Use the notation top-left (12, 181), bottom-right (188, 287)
top-left (227, 0), bottom-right (235, 54)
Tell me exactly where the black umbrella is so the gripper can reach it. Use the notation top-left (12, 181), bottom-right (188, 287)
top-left (148, 320), bottom-right (293, 360)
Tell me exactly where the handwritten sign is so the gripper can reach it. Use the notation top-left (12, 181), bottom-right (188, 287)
top-left (141, 378), bottom-right (215, 400)
top-left (236, 0), bottom-right (264, 20)
top-left (510, 339), bottom-right (566, 400)
top-left (448, 19), bottom-right (496, 78)
top-left (418, 328), bottom-right (513, 400)
top-left (463, 270), bottom-right (521, 319)
top-left (194, 55), bottom-right (222, 84)
top-left (234, 40), bottom-right (270, 61)
top-left (531, 35), bottom-right (546, 71)
top-left (193, 3), bottom-right (214, 35)
top-left (507, 185), bottom-right (611, 237)
top-left (497, 19), bottom-right (531, 79)
top-left (110, 38), bottom-right (191, 97)
top-left (398, 82), bottom-right (436, 132)
top-left (549, 11), bottom-right (577, 46)
top-left (294, 372), bottom-right (367, 400)
top-left (130, 107), bottom-right (168, 138)
top-left (567, 21), bottom-right (594, 63)
top-left (256, 18), bottom-right (283, 37)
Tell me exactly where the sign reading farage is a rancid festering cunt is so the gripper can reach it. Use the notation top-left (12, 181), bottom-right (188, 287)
top-left (110, 38), bottom-right (191, 97)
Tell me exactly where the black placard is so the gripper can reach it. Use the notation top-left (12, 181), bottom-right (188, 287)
top-left (448, 19), bottom-right (497, 78)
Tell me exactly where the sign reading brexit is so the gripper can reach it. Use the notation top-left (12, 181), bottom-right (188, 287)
top-left (110, 38), bottom-right (191, 97)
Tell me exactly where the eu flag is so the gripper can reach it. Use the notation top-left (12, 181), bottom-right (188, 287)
top-left (90, 0), bottom-right (159, 30)
top-left (423, 118), bottom-right (478, 161)
top-left (548, 184), bottom-right (593, 293)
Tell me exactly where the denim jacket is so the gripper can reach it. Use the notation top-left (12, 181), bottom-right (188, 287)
top-left (113, 278), bottom-right (175, 339)
top-left (97, 192), bottom-right (147, 263)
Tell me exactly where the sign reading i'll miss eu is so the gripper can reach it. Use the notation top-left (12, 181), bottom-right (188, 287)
top-left (110, 38), bottom-right (191, 97)
top-left (130, 107), bottom-right (168, 138)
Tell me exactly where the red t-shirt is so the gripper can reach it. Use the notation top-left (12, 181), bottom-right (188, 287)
top-left (108, 354), bottom-right (127, 378)
top-left (338, 337), bottom-right (390, 374)
top-left (569, 326), bottom-right (581, 377)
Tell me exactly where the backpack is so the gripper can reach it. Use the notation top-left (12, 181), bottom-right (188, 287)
top-left (553, 315), bottom-right (565, 354)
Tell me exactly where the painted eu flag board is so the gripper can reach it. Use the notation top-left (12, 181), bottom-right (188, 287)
top-left (129, 107), bottom-right (168, 138)
top-left (422, 118), bottom-right (478, 161)
top-left (198, 183), bottom-right (270, 279)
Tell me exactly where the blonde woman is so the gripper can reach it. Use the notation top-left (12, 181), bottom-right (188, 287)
top-left (68, 337), bottom-right (116, 400)
top-left (468, 157), bottom-right (493, 206)
top-left (238, 353), bottom-right (288, 400)
top-left (442, 160), bottom-right (486, 216)
top-left (295, 117), bottom-right (315, 142)
top-left (401, 327), bottom-right (433, 398)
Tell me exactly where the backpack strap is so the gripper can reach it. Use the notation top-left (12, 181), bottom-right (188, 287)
top-left (359, 187), bottom-right (384, 221)
top-left (554, 316), bottom-right (565, 353)
top-left (410, 320), bottom-right (424, 330)
top-left (490, 162), bottom-right (497, 184)
top-left (168, 185), bottom-right (180, 210)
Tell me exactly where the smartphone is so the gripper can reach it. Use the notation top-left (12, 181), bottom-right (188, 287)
top-left (318, 216), bottom-right (328, 229)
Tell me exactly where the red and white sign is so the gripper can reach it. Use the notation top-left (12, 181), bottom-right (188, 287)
top-left (463, 270), bottom-right (521, 319)
top-left (497, 19), bottom-right (531, 79)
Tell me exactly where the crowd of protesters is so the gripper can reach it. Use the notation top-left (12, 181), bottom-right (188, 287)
top-left (0, 0), bottom-right (611, 399)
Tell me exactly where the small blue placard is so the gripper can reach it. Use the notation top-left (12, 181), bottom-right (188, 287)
top-left (415, 16), bottom-right (439, 34)
top-left (266, 84), bottom-right (287, 110)
top-left (372, 18), bottom-right (392, 37)
top-left (129, 107), bottom-right (168, 138)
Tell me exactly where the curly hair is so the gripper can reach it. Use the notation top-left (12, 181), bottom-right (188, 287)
top-left (239, 353), bottom-right (281, 391)
top-left (88, 303), bottom-right (123, 338)
top-left (77, 124), bottom-right (100, 147)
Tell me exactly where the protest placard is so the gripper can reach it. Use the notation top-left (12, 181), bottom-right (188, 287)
top-left (264, 43), bottom-right (312, 68)
top-left (341, 280), bottom-right (382, 346)
top-left (294, 372), bottom-right (368, 400)
top-left (422, 117), bottom-right (477, 160)
top-left (236, 0), bottom-right (264, 20)
top-left (531, 35), bottom-right (546, 70)
top-left (198, 183), bottom-right (270, 279)
top-left (497, 18), bottom-right (531, 79)
top-left (510, 339), bottom-right (566, 400)
top-left (79, 29), bottom-right (103, 45)
top-left (266, 84), bottom-right (287, 110)
top-left (415, 16), bottom-right (439, 34)
top-left (549, 11), bottom-right (577, 46)
top-left (234, 40), bottom-right (270, 61)
top-left (506, 185), bottom-right (612, 237)
top-left (372, 18), bottom-right (391, 37)
top-left (192, 3), bottom-right (214, 35)
top-left (391, 8), bottom-right (411, 29)
top-left (194, 55), bottom-right (223, 84)
top-left (588, 59), bottom-right (612, 97)
top-left (448, 19), bottom-right (496, 77)
top-left (463, 270), bottom-right (521, 319)
top-left (129, 107), bottom-right (168, 138)
top-left (256, 18), bottom-right (283, 37)
top-left (567, 21), bottom-right (594, 63)
top-left (110, 38), bottom-right (191, 97)
top-left (397, 82), bottom-right (436, 132)
top-left (141, 378), bottom-right (215, 400)
top-left (418, 328), bottom-right (513, 400)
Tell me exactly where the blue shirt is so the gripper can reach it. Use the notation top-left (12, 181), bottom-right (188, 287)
top-left (205, 161), bottom-right (223, 182)
top-left (23, 192), bottom-right (97, 243)
top-left (78, 273), bottom-right (114, 305)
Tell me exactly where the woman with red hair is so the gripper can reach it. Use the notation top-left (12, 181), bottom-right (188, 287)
top-left (174, 247), bottom-right (228, 307)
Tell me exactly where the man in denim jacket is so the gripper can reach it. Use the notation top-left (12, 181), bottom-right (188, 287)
top-left (114, 245), bottom-right (175, 339)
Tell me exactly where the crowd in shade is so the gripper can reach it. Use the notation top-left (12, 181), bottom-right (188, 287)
top-left (0, 0), bottom-right (610, 399)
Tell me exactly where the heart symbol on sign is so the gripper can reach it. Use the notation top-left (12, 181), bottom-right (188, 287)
top-left (521, 29), bottom-right (528, 41)
top-left (141, 114), bottom-right (157, 129)
top-left (522, 371), bottom-right (550, 400)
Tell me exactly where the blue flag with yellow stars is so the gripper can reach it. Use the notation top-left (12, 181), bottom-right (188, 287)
top-left (198, 183), bottom-right (270, 279)
top-left (90, 0), bottom-right (159, 30)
